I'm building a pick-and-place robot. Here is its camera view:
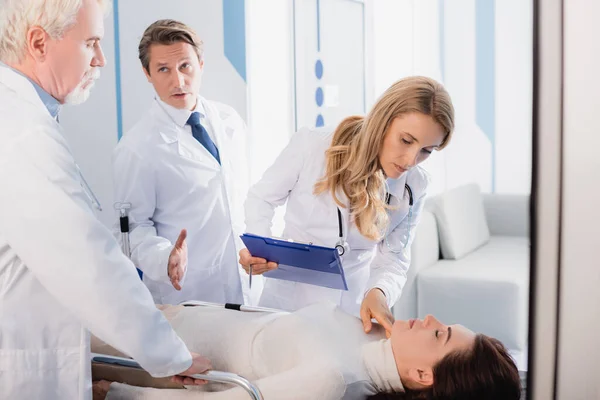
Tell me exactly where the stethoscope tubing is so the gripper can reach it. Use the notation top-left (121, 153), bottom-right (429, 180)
top-left (335, 183), bottom-right (414, 256)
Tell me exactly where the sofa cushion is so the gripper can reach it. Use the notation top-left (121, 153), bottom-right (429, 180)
top-left (427, 184), bottom-right (490, 259)
top-left (417, 236), bottom-right (530, 351)
top-left (394, 211), bottom-right (439, 320)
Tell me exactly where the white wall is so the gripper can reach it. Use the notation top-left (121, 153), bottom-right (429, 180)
top-left (365, 0), bottom-right (532, 195)
top-left (246, 0), bottom-right (368, 235)
top-left (245, 0), bottom-right (296, 237)
top-left (294, 0), bottom-right (366, 131)
top-left (60, 0), bottom-right (249, 228)
top-left (60, 8), bottom-right (118, 228)
top-left (495, 0), bottom-right (533, 194)
top-left (246, 0), bottom-right (295, 184)
top-left (442, 0), bottom-right (493, 193)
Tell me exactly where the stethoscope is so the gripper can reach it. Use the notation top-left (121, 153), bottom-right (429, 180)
top-left (76, 163), bottom-right (103, 211)
top-left (335, 183), bottom-right (413, 256)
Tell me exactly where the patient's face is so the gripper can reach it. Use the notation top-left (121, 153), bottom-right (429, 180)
top-left (390, 315), bottom-right (475, 387)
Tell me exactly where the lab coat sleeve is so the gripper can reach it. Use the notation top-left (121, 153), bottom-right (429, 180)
top-left (0, 126), bottom-right (192, 377)
top-left (222, 108), bottom-right (262, 305)
top-left (244, 128), bottom-right (310, 237)
top-left (111, 143), bottom-right (174, 284)
top-left (105, 362), bottom-right (345, 400)
top-left (365, 188), bottom-right (428, 308)
top-left (228, 112), bottom-right (251, 253)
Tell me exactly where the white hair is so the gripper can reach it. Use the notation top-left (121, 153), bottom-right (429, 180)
top-left (0, 0), bottom-right (110, 64)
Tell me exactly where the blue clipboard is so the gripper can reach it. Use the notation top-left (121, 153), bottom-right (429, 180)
top-left (240, 233), bottom-right (348, 291)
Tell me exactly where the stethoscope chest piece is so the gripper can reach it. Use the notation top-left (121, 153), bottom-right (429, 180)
top-left (335, 241), bottom-right (349, 256)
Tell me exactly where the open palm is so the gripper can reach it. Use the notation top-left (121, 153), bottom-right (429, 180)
top-left (168, 229), bottom-right (188, 290)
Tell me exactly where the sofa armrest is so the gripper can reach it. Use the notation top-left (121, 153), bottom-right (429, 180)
top-left (483, 194), bottom-right (530, 237)
top-left (393, 211), bottom-right (439, 320)
top-left (410, 211), bottom-right (440, 271)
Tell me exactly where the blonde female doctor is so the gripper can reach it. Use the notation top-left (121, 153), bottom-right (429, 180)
top-left (240, 76), bottom-right (455, 335)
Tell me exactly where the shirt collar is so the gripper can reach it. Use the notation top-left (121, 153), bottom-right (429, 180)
top-left (385, 172), bottom-right (409, 200)
top-left (156, 95), bottom-right (205, 128)
top-left (0, 62), bottom-right (61, 119)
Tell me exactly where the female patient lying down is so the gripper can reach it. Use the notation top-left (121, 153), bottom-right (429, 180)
top-left (94, 302), bottom-right (521, 400)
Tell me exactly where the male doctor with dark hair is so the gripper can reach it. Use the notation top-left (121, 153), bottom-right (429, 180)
top-left (112, 19), bottom-right (266, 305)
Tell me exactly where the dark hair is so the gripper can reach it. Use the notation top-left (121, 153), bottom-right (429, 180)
top-left (138, 19), bottom-right (204, 73)
top-left (368, 334), bottom-right (521, 400)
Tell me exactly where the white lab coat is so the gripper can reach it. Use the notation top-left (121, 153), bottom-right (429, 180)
top-left (245, 127), bottom-right (429, 316)
top-left (0, 66), bottom-right (192, 400)
top-left (112, 96), bottom-right (255, 306)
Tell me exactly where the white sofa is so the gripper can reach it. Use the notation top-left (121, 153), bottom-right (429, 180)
top-left (393, 184), bottom-right (530, 353)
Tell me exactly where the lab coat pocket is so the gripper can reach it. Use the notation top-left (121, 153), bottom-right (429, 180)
top-left (0, 347), bottom-right (81, 399)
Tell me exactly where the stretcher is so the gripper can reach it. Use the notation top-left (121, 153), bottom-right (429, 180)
top-left (91, 300), bottom-right (281, 400)
top-left (101, 204), bottom-right (276, 399)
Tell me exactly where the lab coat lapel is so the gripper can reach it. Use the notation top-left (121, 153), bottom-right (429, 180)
top-left (385, 174), bottom-right (411, 233)
top-left (200, 97), bottom-right (237, 182)
top-left (0, 66), bottom-right (95, 212)
top-left (153, 100), bottom-right (219, 169)
top-left (198, 97), bottom-right (242, 240)
top-left (199, 97), bottom-right (233, 166)
top-left (153, 100), bottom-right (179, 144)
top-left (0, 65), bottom-right (55, 120)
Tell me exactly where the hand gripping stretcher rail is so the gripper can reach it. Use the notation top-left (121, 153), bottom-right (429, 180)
top-left (100, 203), bottom-right (269, 400)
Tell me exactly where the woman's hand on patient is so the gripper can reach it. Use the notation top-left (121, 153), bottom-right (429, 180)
top-left (239, 248), bottom-right (278, 275)
top-left (92, 380), bottom-right (111, 400)
top-left (168, 229), bottom-right (188, 290)
top-left (172, 352), bottom-right (212, 385)
top-left (360, 288), bottom-right (395, 338)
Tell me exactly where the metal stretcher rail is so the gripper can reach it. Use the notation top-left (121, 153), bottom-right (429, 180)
top-left (92, 353), bottom-right (264, 400)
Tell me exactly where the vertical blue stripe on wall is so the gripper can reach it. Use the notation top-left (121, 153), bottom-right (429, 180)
top-left (113, 0), bottom-right (123, 140)
top-left (113, 0), bottom-right (141, 279)
top-left (223, 0), bottom-right (247, 82)
top-left (475, 0), bottom-right (496, 191)
top-left (438, 0), bottom-right (445, 81)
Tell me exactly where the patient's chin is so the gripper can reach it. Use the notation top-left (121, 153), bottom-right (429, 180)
top-left (403, 379), bottom-right (431, 392)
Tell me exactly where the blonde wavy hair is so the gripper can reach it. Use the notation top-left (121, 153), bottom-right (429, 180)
top-left (314, 76), bottom-right (454, 241)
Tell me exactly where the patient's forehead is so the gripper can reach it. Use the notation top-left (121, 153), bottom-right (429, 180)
top-left (447, 324), bottom-right (476, 349)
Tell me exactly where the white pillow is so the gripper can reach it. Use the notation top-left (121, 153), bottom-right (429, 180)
top-left (426, 184), bottom-right (490, 260)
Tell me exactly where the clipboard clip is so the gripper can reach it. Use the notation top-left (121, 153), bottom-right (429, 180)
top-left (270, 236), bottom-right (313, 246)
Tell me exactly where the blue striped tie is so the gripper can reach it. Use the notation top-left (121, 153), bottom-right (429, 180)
top-left (186, 112), bottom-right (220, 164)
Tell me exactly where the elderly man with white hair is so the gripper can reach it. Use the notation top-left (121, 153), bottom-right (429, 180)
top-left (0, 1), bottom-right (212, 399)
